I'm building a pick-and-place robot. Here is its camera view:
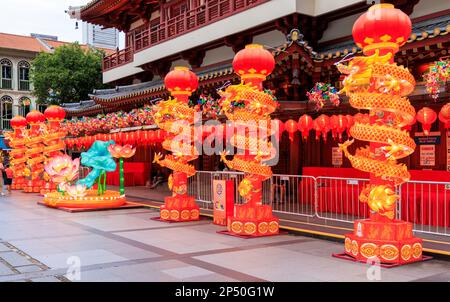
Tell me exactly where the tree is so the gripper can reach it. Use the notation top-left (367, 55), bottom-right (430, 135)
top-left (31, 43), bottom-right (105, 104)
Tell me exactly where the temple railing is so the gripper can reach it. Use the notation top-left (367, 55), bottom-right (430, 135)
top-left (102, 0), bottom-right (268, 71)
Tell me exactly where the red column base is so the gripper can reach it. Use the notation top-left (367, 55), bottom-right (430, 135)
top-left (227, 204), bottom-right (279, 236)
top-left (343, 219), bottom-right (423, 264)
top-left (159, 196), bottom-right (200, 222)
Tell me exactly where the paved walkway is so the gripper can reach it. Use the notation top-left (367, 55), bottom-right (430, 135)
top-left (0, 191), bottom-right (449, 282)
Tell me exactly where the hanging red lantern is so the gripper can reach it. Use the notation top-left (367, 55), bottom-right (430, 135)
top-left (298, 115), bottom-right (313, 140)
top-left (155, 129), bottom-right (165, 143)
top-left (345, 114), bottom-right (354, 137)
top-left (272, 119), bottom-right (285, 140)
top-left (232, 44), bottom-right (275, 88)
top-left (416, 107), bottom-right (437, 136)
top-left (315, 114), bottom-right (330, 142)
top-left (312, 120), bottom-right (321, 141)
top-left (439, 103), bottom-right (450, 129)
top-left (330, 115), bottom-right (348, 141)
top-left (352, 3), bottom-right (411, 56)
top-left (147, 130), bottom-right (155, 145)
top-left (284, 119), bottom-right (297, 142)
top-left (164, 66), bottom-right (198, 103)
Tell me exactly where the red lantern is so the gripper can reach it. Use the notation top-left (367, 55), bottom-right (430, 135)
top-left (232, 44), bottom-right (275, 88)
top-left (298, 115), bottom-right (313, 140)
top-left (352, 3), bottom-right (411, 56)
top-left (272, 119), bottom-right (285, 140)
top-left (164, 66), bottom-right (198, 103)
top-left (439, 103), bottom-right (450, 129)
top-left (26, 110), bottom-right (46, 125)
top-left (416, 107), bottom-right (437, 136)
top-left (346, 114), bottom-right (354, 137)
top-left (44, 105), bottom-right (66, 122)
top-left (155, 129), bottom-right (165, 143)
top-left (285, 119), bottom-right (297, 142)
top-left (330, 115), bottom-right (348, 141)
top-left (315, 114), bottom-right (330, 142)
top-left (10, 115), bottom-right (28, 129)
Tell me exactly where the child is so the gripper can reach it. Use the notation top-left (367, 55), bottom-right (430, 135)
top-left (4, 165), bottom-right (12, 194)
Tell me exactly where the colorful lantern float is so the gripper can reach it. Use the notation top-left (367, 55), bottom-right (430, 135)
top-left (23, 110), bottom-right (46, 193)
top-left (416, 107), bottom-right (437, 136)
top-left (219, 44), bottom-right (279, 236)
top-left (41, 105), bottom-right (67, 194)
top-left (337, 4), bottom-right (422, 264)
top-left (152, 67), bottom-right (200, 222)
top-left (42, 140), bottom-right (127, 208)
top-left (6, 116), bottom-right (28, 190)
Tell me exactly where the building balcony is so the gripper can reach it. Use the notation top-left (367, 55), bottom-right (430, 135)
top-left (102, 0), bottom-right (268, 72)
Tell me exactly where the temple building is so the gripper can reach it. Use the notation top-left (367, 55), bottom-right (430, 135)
top-left (0, 32), bottom-right (114, 131)
top-left (65, 0), bottom-right (450, 175)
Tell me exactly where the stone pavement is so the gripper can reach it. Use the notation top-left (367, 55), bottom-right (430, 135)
top-left (0, 191), bottom-right (449, 282)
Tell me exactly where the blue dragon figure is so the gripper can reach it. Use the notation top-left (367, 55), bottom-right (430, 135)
top-left (77, 140), bottom-right (117, 190)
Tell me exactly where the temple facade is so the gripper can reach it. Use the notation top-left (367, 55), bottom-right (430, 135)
top-left (66, 0), bottom-right (450, 174)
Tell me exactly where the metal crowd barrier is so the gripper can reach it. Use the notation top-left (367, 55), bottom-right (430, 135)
top-left (190, 171), bottom-right (450, 237)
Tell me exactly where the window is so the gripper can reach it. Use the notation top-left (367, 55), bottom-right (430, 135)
top-left (19, 97), bottom-right (31, 116)
top-left (37, 103), bottom-right (47, 113)
top-left (0, 59), bottom-right (13, 90)
top-left (18, 61), bottom-right (30, 91)
top-left (0, 95), bottom-right (13, 130)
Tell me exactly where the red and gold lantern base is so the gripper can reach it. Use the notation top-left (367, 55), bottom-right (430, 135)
top-left (227, 204), bottom-right (279, 236)
top-left (11, 177), bottom-right (27, 190)
top-left (343, 218), bottom-right (422, 264)
top-left (23, 179), bottom-right (45, 193)
top-left (42, 190), bottom-right (126, 209)
top-left (159, 196), bottom-right (200, 222)
top-left (40, 182), bottom-right (58, 195)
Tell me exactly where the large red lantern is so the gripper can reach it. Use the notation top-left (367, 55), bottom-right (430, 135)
top-left (232, 44), bottom-right (275, 88)
top-left (285, 119), bottom-right (298, 142)
top-left (44, 105), bottom-right (66, 122)
top-left (315, 114), bottom-right (330, 142)
top-left (330, 115), bottom-right (348, 141)
top-left (298, 114), bottom-right (313, 140)
top-left (10, 115), bottom-right (28, 129)
top-left (164, 66), bottom-right (198, 103)
top-left (416, 107), bottom-right (437, 135)
top-left (26, 110), bottom-right (46, 125)
top-left (439, 103), bottom-right (450, 129)
top-left (352, 3), bottom-right (411, 56)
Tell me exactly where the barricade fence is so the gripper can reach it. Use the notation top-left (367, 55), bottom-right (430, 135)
top-left (189, 171), bottom-right (450, 237)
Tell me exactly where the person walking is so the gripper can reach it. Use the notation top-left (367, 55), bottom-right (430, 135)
top-left (4, 164), bottom-right (12, 194)
top-left (0, 156), bottom-right (5, 196)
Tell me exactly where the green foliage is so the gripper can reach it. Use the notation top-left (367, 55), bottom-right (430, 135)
top-left (31, 43), bottom-right (105, 104)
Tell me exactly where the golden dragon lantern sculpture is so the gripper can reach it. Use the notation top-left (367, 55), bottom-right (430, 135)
top-left (40, 105), bottom-right (67, 195)
top-left (7, 116), bottom-right (28, 190)
top-left (23, 110), bottom-right (47, 193)
top-left (336, 4), bottom-right (422, 264)
top-left (152, 66), bottom-right (200, 222)
top-left (219, 44), bottom-right (280, 236)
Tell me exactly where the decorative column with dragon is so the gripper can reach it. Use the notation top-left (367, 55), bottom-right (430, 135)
top-left (219, 44), bottom-right (279, 236)
top-left (41, 105), bottom-right (67, 195)
top-left (152, 67), bottom-right (200, 222)
top-left (337, 4), bottom-right (422, 264)
top-left (7, 116), bottom-right (28, 190)
top-left (23, 110), bottom-right (47, 193)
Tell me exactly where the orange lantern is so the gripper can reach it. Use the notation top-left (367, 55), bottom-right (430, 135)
top-left (298, 114), bottom-right (313, 140)
top-left (315, 114), bottom-right (330, 142)
top-left (352, 3), bottom-right (411, 56)
top-left (439, 103), bottom-right (450, 129)
top-left (416, 107), bottom-right (437, 135)
top-left (232, 44), bottom-right (275, 88)
top-left (284, 119), bottom-right (297, 142)
top-left (164, 66), bottom-right (198, 103)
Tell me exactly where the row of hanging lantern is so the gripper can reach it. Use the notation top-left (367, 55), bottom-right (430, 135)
top-left (65, 129), bottom-right (168, 150)
top-left (280, 104), bottom-right (450, 143)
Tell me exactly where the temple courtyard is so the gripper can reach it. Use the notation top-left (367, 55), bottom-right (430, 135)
top-left (0, 191), bottom-right (448, 282)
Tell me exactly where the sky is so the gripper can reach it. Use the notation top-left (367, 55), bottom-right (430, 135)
top-left (0, 0), bottom-right (124, 47)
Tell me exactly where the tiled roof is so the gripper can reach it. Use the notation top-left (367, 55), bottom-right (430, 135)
top-left (43, 39), bottom-right (115, 55)
top-left (0, 32), bottom-right (49, 52)
top-left (316, 13), bottom-right (450, 61)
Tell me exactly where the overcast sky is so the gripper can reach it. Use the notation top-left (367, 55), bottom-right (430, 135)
top-left (0, 0), bottom-right (124, 47)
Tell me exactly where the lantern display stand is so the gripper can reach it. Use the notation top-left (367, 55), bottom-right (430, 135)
top-left (42, 140), bottom-right (131, 210)
top-left (218, 44), bottom-right (279, 237)
top-left (151, 67), bottom-right (200, 222)
top-left (23, 111), bottom-right (47, 193)
top-left (333, 4), bottom-right (423, 265)
top-left (6, 116), bottom-right (29, 190)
